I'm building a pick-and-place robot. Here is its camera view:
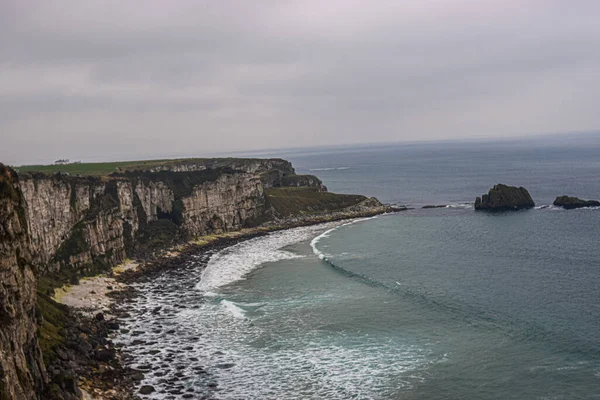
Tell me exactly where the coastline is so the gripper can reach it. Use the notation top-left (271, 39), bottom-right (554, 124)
top-left (55, 205), bottom-right (399, 398)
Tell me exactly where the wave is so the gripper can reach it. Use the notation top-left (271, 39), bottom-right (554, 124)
top-left (197, 222), bottom-right (343, 292)
top-left (308, 167), bottom-right (350, 171)
top-left (534, 205), bottom-right (600, 211)
top-left (221, 300), bottom-right (247, 319)
top-left (310, 216), bottom-right (377, 261)
top-left (446, 203), bottom-right (473, 209)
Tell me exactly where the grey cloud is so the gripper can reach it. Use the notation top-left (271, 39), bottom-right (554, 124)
top-left (1, 0), bottom-right (600, 165)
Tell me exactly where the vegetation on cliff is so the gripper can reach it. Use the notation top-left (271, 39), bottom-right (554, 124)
top-left (2, 157), bottom-right (393, 399)
top-left (265, 187), bottom-right (375, 218)
top-left (16, 157), bottom-right (293, 177)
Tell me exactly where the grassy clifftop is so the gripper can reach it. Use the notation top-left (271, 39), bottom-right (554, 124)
top-left (15, 157), bottom-right (290, 177)
top-left (265, 187), bottom-right (371, 217)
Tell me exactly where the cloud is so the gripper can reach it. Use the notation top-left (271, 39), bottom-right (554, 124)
top-left (1, 0), bottom-right (600, 165)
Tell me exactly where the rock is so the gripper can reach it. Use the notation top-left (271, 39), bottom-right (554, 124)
top-left (553, 196), bottom-right (600, 209)
top-left (106, 321), bottom-right (120, 330)
top-left (95, 312), bottom-right (104, 321)
top-left (474, 184), bottom-right (535, 211)
top-left (139, 385), bottom-right (156, 395)
top-left (95, 349), bottom-right (112, 362)
top-left (422, 205), bottom-right (446, 209)
top-left (130, 371), bottom-right (144, 381)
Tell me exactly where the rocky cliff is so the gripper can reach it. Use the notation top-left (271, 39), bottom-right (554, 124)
top-left (18, 168), bottom-right (270, 276)
top-left (474, 184), bottom-right (535, 211)
top-left (0, 164), bottom-right (46, 400)
top-left (1, 157), bottom-right (389, 399)
top-left (15, 159), bottom-right (343, 278)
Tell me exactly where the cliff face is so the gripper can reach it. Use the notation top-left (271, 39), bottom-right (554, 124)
top-left (19, 168), bottom-right (269, 275)
top-left (15, 158), bottom-right (369, 277)
top-left (1, 157), bottom-right (390, 399)
top-left (20, 177), bottom-right (137, 275)
top-left (180, 172), bottom-right (264, 236)
top-left (0, 165), bottom-right (46, 400)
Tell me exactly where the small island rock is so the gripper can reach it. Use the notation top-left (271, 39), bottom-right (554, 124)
top-left (553, 196), bottom-right (600, 209)
top-left (474, 184), bottom-right (535, 211)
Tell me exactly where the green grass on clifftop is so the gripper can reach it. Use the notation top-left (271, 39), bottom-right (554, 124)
top-left (265, 187), bottom-right (367, 217)
top-left (15, 158), bottom-right (266, 176)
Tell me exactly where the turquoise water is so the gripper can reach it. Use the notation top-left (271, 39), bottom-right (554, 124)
top-left (120, 137), bottom-right (600, 399)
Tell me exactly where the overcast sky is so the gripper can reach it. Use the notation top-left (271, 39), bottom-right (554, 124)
top-left (2, 1), bottom-right (600, 165)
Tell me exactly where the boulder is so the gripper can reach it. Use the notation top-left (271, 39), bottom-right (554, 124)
top-left (474, 184), bottom-right (535, 211)
top-left (139, 385), bottom-right (155, 395)
top-left (553, 196), bottom-right (600, 209)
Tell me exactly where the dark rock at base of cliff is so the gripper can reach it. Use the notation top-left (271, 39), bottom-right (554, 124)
top-left (474, 184), bottom-right (535, 211)
top-left (553, 196), bottom-right (600, 209)
top-left (139, 385), bottom-right (155, 395)
top-left (36, 292), bottom-right (140, 399)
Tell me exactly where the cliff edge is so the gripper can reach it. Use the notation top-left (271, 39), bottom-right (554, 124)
top-left (1, 158), bottom-right (390, 398)
top-left (0, 164), bottom-right (46, 400)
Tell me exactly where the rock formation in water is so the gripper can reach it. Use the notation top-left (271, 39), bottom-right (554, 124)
top-left (553, 195), bottom-right (600, 209)
top-left (0, 164), bottom-right (46, 400)
top-left (474, 184), bottom-right (535, 211)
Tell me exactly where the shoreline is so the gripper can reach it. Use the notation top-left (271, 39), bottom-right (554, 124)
top-left (55, 207), bottom-right (398, 398)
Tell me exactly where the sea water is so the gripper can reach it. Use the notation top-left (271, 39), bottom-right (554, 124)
top-left (119, 135), bottom-right (600, 399)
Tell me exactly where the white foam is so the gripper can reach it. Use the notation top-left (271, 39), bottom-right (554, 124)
top-left (446, 203), bottom-right (473, 209)
top-left (115, 214), bottom-right (430, 400)
top-left (221, 300), bottom-right (247, 319)
top-left (308, 166), bottom-right (350, 171)
top-left (197, 223), bottom-right (341, 292)
top-left (310, 216), bottom-right (377, 261)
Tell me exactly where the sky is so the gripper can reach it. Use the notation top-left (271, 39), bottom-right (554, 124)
top-left (2, 0), bottom-right (600, 165)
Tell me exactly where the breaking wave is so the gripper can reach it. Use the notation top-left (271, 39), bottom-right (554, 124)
top-left (196, 223), bottom-right (342, 292)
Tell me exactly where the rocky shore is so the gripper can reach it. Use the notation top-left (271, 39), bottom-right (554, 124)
top-left (48, 203), bottom-right (400, 399)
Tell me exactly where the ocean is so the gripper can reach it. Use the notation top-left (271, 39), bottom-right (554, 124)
top-left (118, 135), bottom-right (600, 399)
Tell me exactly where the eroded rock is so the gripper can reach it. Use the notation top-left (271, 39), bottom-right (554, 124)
top-left (553, 196), bottom-right (600, 209)
top-left (474, 184), bottom-right (535, 211)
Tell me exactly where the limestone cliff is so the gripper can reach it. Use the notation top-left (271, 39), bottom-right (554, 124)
top-left (0, 164), bottom-right (46, 400)
top-left (17, 160), bottom-right (329, 277)
top-left (19, 168), bottom-right (268, 275)
top-left (1, 157), bottom-right (390, 399)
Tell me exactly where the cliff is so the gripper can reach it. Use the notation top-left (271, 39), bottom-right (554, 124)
top-left (553, 196), bottom-right (600, 209)
top-left (474, 184), bottom-right (535, 211)
top-left (1, 157), bottom-right (390, 398)
top-left (0, 164), bottom-right (46, 400)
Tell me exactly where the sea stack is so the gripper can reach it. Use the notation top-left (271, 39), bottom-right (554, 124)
top-left (553, 196), bottom-right (600, 209)
top-left (474, 184), bottom-right (535, 211)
